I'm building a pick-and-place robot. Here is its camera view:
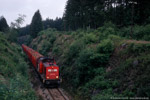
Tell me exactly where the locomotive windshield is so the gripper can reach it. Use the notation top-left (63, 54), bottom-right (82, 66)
top-left (41, 57), bottom-right (54, 63)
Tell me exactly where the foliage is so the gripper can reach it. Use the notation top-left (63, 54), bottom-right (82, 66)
top-left (29, 25), bottom-right (150, 100)
top-left (118, 24), bottom-right (150, 41)
top-left (52, 46), bottom-right (61, 56)
top-left (6, 29), bottom-right (18, 42)
top-left (43, 17), bottom-right (63, 31)
top-left (66, 40), bottom-right (85, 62)
top-left (83, 33), bottom-right (98, 44)
top-left (18, 18), bottom-right (64, 37)
top-left (81, 75), bottom-right (119, 100)
top-left (38, 28), bottom-right (54, 35)
top-left (19, 25), bottom-right (30, 36)
top-left (69, 39), bottom-right (114, 87)
top-left (17, 35), bottom-right (32, 45)
top-left (10, 14), bottom-right (26, 29)
top-left (0, 16), bottom-right (9, 32)
top-left (108, 43), bottom-right (150, 97)
top-left (30, 10), bottom-right (43, 38)
top-left (97, 39), bottom-right (114, 54)
top-left (64, 0), bottom-right (150, 30)
top-left (0, 33), bottom-right (37, 100)
top-left (39, 40), bottom-right (52, 55)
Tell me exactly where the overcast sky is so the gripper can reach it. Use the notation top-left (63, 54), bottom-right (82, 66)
top-left (0, 0), bottom-right (68, 27)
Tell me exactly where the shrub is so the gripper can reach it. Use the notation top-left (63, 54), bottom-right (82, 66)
top-left (97, 39), bottom-right (114, 54)
top-left (38, 28), bottom-right (57, 36)
top-left (48, 33), bottom-right (56, 44)
top-left (52, 46), bottom-right (61, 56)
top-left (74, 44), bottom-right (113, 86)
top-left (0, 32), bottom-right (37, 100)
top-left (72, 49), bottom-right (93, 86)
top-left (118, 24), bottom-right (150, 41)
top-left (39, 40), bottom-right (52, 55)
top-left (81, 75), bottom-right (119, 100)
top-left (83, 33), bottom-right (98, 44)
top-left (6, 29), bottom-right (18, 42)
top-left (137, 86), bottom-right (150, 97)
top-left (133, 24), bottom-right (150, 40)
top-left (108, 35), bottom-right (122, 44)
top-left (91, 90), bottom-right (119, 100)
top-left (0, 75), bottom-right (36, 100)
top-left (125, 43), bottom-right (150, 56)
top-left (97, 22), bottom-right (117, 40)
top-left (66, 40), bottom-right (85, 62)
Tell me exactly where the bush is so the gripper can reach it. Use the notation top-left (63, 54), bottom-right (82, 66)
top-left (52, 46), bottom-right (61, 56)
top-left (133, 25), bottom-right (150, 40)
top-left (38, 28), bottom-right (57, 36)
top-left (91, 90), bottom-right (119, 100)
top-left (6, 29), bottom-right (18, 42)
top-left (97, 39), bottom-right (114, 54)
top-left (83, 33), bottom-right (98, 44)
top-left (81, 75), bottom-right (119, 100)
top-left (66, 40), bottom-right (85, 62)
top-left (119, 24), bottom-right (150, 41)
top-left (49, 34), bottom-right (56, 44)
top-left (0, 75), bottom-right (36, 100)
top-left (74, 42), bottom-right (114, 86)
top-left (74, 48), bottom-right (95, 86)
top-left (125, 43), bottom-right (150, 56)
top-left (39, 40), bottom-right (52, 55)
top-left (108, 35), bottom-right (122, 44)
top-left (96, 22), bottom-right (117, 40)
top-left (137, 86), bottom-right (150, 97)
top-left (29, 24), bottom-right (150, 99)
top-left (0, 33), bottom-right (37, 100)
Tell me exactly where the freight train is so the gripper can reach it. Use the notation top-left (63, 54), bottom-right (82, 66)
top-left (22, 44), bottom-right (61, 87)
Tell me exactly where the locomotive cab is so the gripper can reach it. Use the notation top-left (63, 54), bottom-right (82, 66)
top-left (38, 57), bottom-right (61, 86)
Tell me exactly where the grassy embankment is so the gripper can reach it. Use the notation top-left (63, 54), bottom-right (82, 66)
top-left (0, 32), bottom-right (37, 100)
top-left (30, 23), bottom-right (150, 100)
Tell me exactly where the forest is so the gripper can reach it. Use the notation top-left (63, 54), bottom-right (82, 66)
top-left (64, 0), bottom-right (150, 30)
top-left (0, 0), bottom-right (150, 100)
top-left (1, 0), bottom-right (149, 37)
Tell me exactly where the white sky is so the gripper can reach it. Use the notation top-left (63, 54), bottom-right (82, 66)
top-left (0, 0), bottom-right (67, 27)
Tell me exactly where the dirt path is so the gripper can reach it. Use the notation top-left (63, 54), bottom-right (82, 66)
top-left (125, 40), bottom-right (150, 44)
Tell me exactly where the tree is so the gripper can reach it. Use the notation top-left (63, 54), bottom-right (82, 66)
top-left (6, 14), bottom-right (26, 42)
top-left (30, 10), bottom-right (43, 38)
top-left (63, 0), bottom-right (150, 30)
top-left (63, 0), bottom-right (105, 30)
top-left (19, 25), bottom-right (30, 36)
top-left (42, 17), bottom-right (63, 31)
top-left (0, 16), bottom-right (9, 32)
top-left (10, 14), bottom-right (26, 29)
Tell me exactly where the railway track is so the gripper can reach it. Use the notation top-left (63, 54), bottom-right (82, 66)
top-left (41, 87), bottom-right (69, 100)
top-left (47, 88), bottom-right (69, 100)
top-left (30, 66), bottom-right (70, 100)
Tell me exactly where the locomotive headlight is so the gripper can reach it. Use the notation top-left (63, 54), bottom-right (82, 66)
top-left (54, 69), bottom-right (57, 72)
top-left (47, 76), bottom-right (49, 79)
top-left (48, 69), bottom-right (52, 72)
top-left (56, 76), bottom-right (59, 78)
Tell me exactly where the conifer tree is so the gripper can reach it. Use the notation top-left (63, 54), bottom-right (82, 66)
top-left (30, 10), bottom-right (43, 38)
top-left (64, 0), bottom-right (150, 30)
top-left (0, 16), bottom-right (9, 32)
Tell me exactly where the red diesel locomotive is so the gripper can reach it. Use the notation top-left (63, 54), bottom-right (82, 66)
top-left (22, 44), bottom-right (61, 86)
